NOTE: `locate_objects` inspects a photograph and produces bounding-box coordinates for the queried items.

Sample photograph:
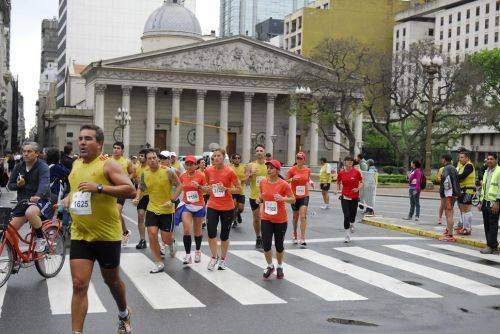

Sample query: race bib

[256,176,265,186]
[264,201,278,215]
[296,185,306,196]
[186,191,200,203]
[212,185,226,198]
[70,191,92,215]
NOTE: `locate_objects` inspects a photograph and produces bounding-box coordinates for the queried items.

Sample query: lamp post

[270,134,278,158]
[419,55,443,181]
[114,107,131,142]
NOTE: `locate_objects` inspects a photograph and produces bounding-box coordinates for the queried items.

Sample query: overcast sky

[10,0,220,134]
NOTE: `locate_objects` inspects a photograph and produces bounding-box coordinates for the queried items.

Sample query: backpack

[420,173,427,190]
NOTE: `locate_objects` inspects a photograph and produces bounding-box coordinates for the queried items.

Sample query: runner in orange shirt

[201,149,241,271]
[257,160,295,280]
[178,156,207,265]
[286,151,312,248]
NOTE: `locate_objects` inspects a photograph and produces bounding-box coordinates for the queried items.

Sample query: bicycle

[0,200,66,288]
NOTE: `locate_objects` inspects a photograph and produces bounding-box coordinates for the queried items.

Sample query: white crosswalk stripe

[336,247,500,296]
[0,284,6,318]
[429,244,500,263]
[121,253,205,309]
[175,252,286,305]
[385,245,500,279]
[46,256,106,315]
[231,250,367,301]
[288,249,441,299]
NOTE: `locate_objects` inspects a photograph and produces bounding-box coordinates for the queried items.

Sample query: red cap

[266,159,282,170]
[296,151,307,160]
[184,155,197,164]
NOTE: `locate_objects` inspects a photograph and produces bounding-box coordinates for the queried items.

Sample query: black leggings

[341,199,359,230]
[206,208,234,241]
[261,220,288,253]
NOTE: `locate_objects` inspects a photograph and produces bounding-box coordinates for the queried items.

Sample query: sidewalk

[362,215,487,249]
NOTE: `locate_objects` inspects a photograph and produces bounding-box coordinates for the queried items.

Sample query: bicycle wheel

[0,240,14,288]
[35,226,66,278]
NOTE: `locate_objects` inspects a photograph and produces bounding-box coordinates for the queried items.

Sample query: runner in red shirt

[257,160,295,280]
[286,152,312,247]
[178,156,207,265]
[336,156,363,243]
[201,149,241,271]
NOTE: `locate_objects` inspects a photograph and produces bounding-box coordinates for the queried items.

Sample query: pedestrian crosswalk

[0,244,499,318]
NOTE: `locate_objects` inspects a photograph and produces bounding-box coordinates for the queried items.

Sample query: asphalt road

[0,193,499,334]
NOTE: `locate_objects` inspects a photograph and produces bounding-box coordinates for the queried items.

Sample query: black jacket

[8,159,50,201]
[439,163,461,198]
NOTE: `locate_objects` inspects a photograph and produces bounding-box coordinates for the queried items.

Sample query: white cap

[160,150,171,158]
[170,152,177,157]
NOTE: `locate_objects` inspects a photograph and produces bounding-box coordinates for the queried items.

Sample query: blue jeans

[408,189,421,218]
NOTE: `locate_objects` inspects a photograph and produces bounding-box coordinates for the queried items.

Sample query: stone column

[195,89,207,156]
[219,91,231,150]
[94,84,106,129]
[287,116,297,166]
[146,87,157,148]
[171,88,183,154]
[332,124,341,162]
[242,92,254,163]
[309,116,319,166]
[121,85,132,157]
[266,93,277,155]
[354,112,363,156]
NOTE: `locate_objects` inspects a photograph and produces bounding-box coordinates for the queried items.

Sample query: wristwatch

[97,184,104,193]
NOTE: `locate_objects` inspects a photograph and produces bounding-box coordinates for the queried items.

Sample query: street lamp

[270,134,278,158]
[114,107,131,142]
[419,54,443,181]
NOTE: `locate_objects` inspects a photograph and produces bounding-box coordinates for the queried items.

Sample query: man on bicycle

[7,142,51,253]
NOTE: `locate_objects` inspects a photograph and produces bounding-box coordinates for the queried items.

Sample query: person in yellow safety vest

[456,151,476,235]
[478,153,499,254]
[435,166,446,225]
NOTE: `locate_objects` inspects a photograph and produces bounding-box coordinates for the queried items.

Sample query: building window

[448,28,452,37]
[485,18,489,29]
[402,41,406,49]
[297,33,302,46]
[285,38,288,49]
[456,40,460,50]
[439,44,443,53]
[484,34,489,44]
[296,49,301,55]
[475,21,479,31]
[495,31,499,42]
[66,132,73,138]
[476,6,480,16]
[396,29,399,38]
[458,12,461,21]
[291,35,296,48]
[465,38,469,48]
[449,14,452,24]
[440,16,444,26]
[440,30,443,40]
[457,26,460,35]
[395,42,399,51]
[496,16,499,26]
[497,1,500,11]
[467,9,470,19]
[486,3,490,14]
[480,134,485,145]
[466,23,470,33]
[447,42,451,52]
[490,134,495,146]
[291,20,297,33]
[456,54,460,63]
[285,22,289,34]
[298,16,302,29]
[429,28,434,36]
[403,28,406,36]
[475,36,479,46]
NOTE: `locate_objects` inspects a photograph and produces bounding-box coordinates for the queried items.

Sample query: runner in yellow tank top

[112,141,136,246]
[64,124,136,334]
[230,153,247,227]
[139,149,182,273]
[245,145,268,248]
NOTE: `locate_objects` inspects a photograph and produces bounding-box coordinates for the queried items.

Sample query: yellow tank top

[69,155,122,242]
[458,161,476,192]
[114,156,129,174]
[319,163,331,183]
[231,163,246,195]
[249,160,268,199]
[144,166,174,214]
[136,164,150,195]
[172,161,182,171]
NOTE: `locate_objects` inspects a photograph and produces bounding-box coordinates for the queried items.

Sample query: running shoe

[461,228,472,236]
[218,259,228,271]
[117,307,132,334]
[438,234,456,242]
[122,230,131,246]
[480,247,495,254]
[237,214,242,224]
[135,239,147,250]
[276,267,284,280]
[169,240,177,258]
[350,223,355,233]
[255,236,263,249]
[291,232,298,245]
[160,245,166,258]
[299,239,307,248]
[344,231,351,243]
[34,237,47,253]
[182,254,192,265]
[414,217,419,222]
[207,257,219,271]
[232,219,238,228]
[194,250,202,263]
[262,265,275,280]
[150,262,165,274]
[402,216,412,221]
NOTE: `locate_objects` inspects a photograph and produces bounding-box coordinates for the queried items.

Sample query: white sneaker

[207,257,219,271]
[168,240,177,258]
[150,262,164,274]
[350,223,355,234]
[122,230,131,247]
[160,245,166,258]
[182,254,192,265]
[344,231,351,243]
[34,237,47,253]
[218,259,228,271]
[194,250,202,263]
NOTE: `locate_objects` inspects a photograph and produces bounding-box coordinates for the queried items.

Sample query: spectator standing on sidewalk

[456,151,476,235]
[478,153,499,254]
[438,154,461,242]
[356,154,368,172]
[404,159,423,222]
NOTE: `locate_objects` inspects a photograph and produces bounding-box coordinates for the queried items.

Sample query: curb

[362,217,486,249]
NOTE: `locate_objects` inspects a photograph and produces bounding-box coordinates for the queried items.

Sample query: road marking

[231,250,366,302]
[46,256,106,314]
[120,253,204,309]
[336,247,500,296]
[175,253,286,305]
[288,249,440,299]
[429,244,500,263]
[0,284,6,318]
[385,245,500,279]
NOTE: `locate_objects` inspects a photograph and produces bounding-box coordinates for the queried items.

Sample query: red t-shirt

[179,171,207,206]
[259,178,294,223]
[337,168,363,200]
[286,165,311,199]
[205,165,238,211]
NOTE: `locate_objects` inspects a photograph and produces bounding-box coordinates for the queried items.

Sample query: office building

[255,17,284,41]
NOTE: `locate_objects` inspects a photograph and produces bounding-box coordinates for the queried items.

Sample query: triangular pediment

[102,36,312,77]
